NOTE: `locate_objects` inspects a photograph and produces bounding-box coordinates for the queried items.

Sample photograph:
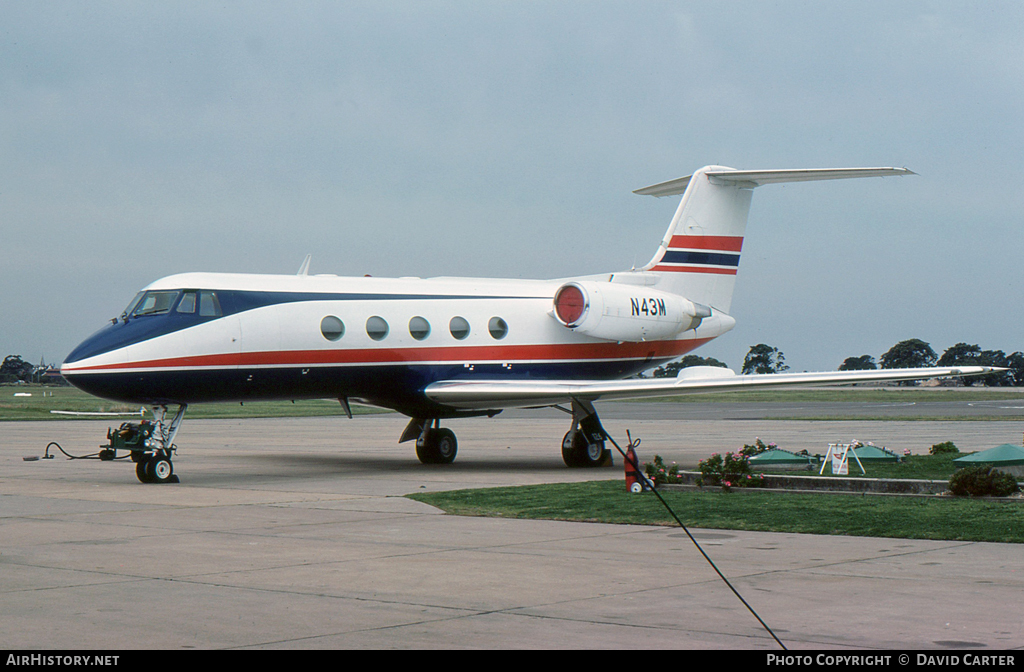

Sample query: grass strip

[408,480,1024,543]
[763,416,1022,422]
[634,389,1024,403]
[4,384,1022,421]
[0,385,386,420]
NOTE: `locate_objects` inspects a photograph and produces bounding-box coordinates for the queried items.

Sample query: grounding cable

[601,427,788,650]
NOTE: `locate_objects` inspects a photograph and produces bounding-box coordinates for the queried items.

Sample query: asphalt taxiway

[2,403,1022,649]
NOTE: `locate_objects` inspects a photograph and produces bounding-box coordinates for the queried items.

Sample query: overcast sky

[2,1,1021,372]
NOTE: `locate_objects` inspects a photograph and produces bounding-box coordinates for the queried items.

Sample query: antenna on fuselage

[297,254,312,276]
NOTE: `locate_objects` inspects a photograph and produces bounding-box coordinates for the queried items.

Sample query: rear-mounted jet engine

[552,281,711,342]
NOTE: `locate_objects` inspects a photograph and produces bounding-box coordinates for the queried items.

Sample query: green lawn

[408,480,1024,543]
[0,384,385,420]
[4,384,1022,422]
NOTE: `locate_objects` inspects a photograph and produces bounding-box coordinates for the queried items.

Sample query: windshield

[130,290,181,317]
[121,292,145,320]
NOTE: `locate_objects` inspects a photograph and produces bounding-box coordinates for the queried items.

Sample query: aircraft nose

[64,322,122,365]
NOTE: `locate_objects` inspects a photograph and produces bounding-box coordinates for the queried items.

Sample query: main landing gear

[561,399,613,468]
[401,418,458,464]
[101,404,187,484]
[399,399,613,469]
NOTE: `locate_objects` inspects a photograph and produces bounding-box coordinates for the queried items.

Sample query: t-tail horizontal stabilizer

[631,165,915,314]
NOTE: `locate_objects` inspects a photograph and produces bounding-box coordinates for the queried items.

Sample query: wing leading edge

[424,366,1001,410]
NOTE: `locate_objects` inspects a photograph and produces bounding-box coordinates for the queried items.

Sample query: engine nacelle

[552,281,711,342]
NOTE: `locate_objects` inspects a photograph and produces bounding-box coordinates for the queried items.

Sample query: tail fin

[633,166,914,313]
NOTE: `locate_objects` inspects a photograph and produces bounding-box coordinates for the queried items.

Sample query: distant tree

[839,355,877,371]
[879,339,937,385]
[742,344,789,375]
[976,350,1014,387]
[937,343,1017,386]
[938,343,984,385]
[1,355,34,383]
[938,343,982,367]
[1006,352,1024,387]
[880,339,937,370]
[652,355,728,378]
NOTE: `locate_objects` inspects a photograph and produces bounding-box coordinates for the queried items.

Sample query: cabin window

[449,316,470,340]
[320,316,345,341]
[409,316,430,341]
[199,291,222,317]
[366,316,389,341]
[488,317,508,340]
[132,290,179,317]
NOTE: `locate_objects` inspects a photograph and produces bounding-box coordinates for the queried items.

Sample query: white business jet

[61,165,996,483]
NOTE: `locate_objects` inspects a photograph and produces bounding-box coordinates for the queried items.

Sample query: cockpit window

[121,292,145,320]
[177,291,197,314]
[199,291,222,317]
[132,291,180,317]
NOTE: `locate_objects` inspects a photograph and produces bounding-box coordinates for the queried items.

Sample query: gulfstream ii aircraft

[61,165,996,483]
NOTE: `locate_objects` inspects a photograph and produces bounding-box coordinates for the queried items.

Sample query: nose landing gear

[135,450,176,484]
[101,404,187,484]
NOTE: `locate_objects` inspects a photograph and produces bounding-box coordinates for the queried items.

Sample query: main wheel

[562,430,612,468]
[434,428,458,464]
[562,430,583,467]
[416,428,458,464]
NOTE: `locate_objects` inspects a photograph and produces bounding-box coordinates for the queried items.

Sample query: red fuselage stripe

[64,339,713,373]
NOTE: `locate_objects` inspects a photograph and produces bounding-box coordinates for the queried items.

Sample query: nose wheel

[135,451,178,484]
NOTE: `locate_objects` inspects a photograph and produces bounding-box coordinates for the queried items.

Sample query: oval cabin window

[321,316,345,341]
[449,316,470,340]
[488,317,508,340]
[366,316,389,341]
[409,316,430,341]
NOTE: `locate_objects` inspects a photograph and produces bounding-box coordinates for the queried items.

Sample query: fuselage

[61,271,734,417]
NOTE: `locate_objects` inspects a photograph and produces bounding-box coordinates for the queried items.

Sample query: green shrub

[643,455,682,487]
[740,438,775,457]
[948,465,1020,497]
[696,451,765,490]
[930,441,960,455]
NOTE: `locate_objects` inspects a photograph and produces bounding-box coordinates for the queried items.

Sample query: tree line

[651,340,1024,386]
[839,339,1024,386]
[0,355,68,385]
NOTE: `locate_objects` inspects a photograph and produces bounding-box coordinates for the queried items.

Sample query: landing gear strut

[561,399,613,468]
[402,418,458,464]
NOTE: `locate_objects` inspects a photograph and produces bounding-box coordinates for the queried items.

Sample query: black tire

[416,428,458,465]
[562,430,612,468]
[136,460,154,484]
[562,430,582,467]
[434,428,457,464]
[149,456,175,483]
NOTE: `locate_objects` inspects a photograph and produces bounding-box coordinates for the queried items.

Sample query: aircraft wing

[424,366,1001,410]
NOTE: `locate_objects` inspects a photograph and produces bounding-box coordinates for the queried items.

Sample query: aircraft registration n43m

[61,165,997,483]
